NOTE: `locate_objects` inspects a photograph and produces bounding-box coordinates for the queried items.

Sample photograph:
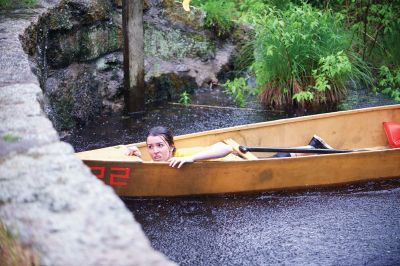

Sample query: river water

[63,87,400,265]
[124,181,400,265]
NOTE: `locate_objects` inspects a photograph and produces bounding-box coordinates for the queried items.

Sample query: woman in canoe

[126,126,235,168]
[126,126,332,168]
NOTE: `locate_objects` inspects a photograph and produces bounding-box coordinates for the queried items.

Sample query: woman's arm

[168,142,233,168]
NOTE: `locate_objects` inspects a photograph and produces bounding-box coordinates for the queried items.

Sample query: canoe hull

[84,148,400,197]
[78,104,400,197]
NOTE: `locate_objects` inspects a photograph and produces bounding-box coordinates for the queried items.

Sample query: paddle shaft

[239,146,354,154]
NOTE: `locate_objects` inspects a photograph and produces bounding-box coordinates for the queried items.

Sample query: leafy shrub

[303,1,400,67]
[199,0,238,37]
[375,66,400,102]
[223,77,259,107]
[252,3,370,110]
[340,1,400,66]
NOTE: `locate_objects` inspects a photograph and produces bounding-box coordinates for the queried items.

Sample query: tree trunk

[122,0,145,114]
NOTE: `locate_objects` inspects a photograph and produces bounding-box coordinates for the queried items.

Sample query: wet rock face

[21,0,115,56]
[46,23,120,68]
[22,0,235,130]
[45,63,103,129]
[20,0,123,130]
[45,54,124,129]
[144,22,214,61]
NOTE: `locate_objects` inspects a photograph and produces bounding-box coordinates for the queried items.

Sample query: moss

[0,0,37,9]
[50,91,76,130]
[144,22,215,60]
[2,134,20,143]
[81,24,120,61]
[47,9,74,31]
[46,23,120,68]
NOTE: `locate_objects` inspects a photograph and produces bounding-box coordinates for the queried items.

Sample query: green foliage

[179,91,191,106]
[233,39,255,71]
[312,51,352,92]
[200,1,238,37]
[191,0,398,109]
[382,26,400,66]
[348,1,400,65]
[0,0,37,8]
[237,0,270,24]
[306,0,400,67]
[292,91,314,103]
[251,3,370,109]
[223,77,259,107]
[238,0,291,23]
[223,77,247,107]
[375,66,400,102]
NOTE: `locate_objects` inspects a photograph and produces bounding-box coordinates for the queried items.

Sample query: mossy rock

[146,73,196,102]
[46,23,120,68]
[161,0,206,32]
[144,22,215,61]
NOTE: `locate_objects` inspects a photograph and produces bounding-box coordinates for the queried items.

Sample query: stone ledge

[0,142,173,266]
[0,2,175,265]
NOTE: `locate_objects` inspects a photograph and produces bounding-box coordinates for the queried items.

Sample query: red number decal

[109,167,130,187]
[90,166,105,179]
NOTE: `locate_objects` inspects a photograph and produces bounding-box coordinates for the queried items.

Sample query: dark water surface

[64,87,288,152]
[64,87,400,265]
[125,181,400,265]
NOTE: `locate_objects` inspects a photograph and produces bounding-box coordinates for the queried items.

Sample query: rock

[144,22,214,61]
[21,0,118,60]
[146,72,197,102]
[176,64,189,72]
[145,42,235,88]
[160,0,206,32]
[45,63,103,130]
[46,23,120,68]
[22,0,237,130]
[44,58,126,130]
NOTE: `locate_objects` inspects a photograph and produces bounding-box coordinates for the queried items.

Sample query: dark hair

[147,126,176,155]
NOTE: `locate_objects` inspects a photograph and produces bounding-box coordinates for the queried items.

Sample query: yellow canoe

[77,104,400,197]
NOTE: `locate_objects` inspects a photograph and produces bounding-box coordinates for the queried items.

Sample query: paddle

[239,146,354,154]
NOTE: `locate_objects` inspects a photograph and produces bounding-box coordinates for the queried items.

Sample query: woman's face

[146,135,173,161]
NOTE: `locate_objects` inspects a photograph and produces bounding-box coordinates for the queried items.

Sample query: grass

[251,3,372,110]
[0,222,39,266]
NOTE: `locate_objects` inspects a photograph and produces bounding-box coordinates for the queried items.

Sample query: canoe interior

[77,104,400,161]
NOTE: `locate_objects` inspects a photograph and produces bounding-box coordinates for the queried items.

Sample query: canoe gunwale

[123,104,400,149]
[81,146,397,164]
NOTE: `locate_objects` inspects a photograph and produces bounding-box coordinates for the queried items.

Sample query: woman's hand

[168,156,194,168]
[125,145,142,157]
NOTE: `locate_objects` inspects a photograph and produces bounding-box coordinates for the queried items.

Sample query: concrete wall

[0,3,175,266]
